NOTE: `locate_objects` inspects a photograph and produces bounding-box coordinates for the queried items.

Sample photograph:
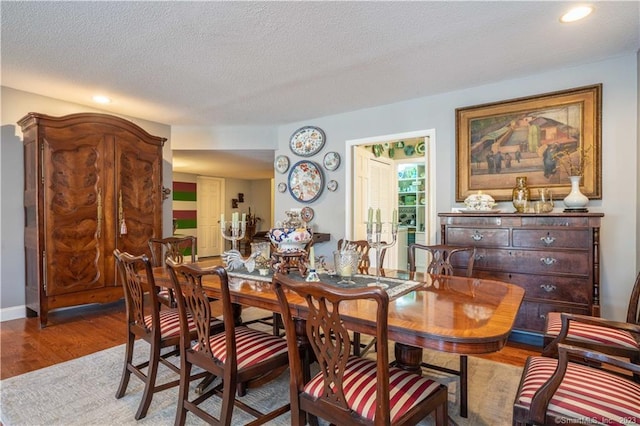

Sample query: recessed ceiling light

[560,6,593,23]
[92,95,112,104]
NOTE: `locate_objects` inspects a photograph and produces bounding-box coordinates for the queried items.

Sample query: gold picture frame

[455,84,602,202]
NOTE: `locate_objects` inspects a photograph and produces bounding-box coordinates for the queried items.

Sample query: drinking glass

[333,250,360,284]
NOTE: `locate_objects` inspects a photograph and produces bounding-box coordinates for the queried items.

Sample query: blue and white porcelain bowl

[268,227,313,252]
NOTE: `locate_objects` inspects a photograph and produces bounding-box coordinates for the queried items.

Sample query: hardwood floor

[1,298,541,380]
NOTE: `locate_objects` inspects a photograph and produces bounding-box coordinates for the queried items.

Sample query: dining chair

[113,249,222,420]
[408,243,476,278]
[513,343,640,425]
[148,236,197,308]
[273,272,449,426]
[408,243,476,418]
[542,271,640,375]
[166,261,291,426]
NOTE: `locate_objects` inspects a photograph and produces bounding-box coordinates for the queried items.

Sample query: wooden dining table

[153,265,525,418]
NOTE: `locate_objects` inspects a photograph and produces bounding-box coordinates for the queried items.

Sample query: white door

[368,157,395,268]
[197,176,224,257]
[353,146,371,240]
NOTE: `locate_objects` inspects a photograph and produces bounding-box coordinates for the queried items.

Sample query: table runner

[227,269,422,300]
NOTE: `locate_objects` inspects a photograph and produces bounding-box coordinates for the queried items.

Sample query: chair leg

[434,390,448,426]
[174,361,191,426]
[135,341,161,420]
[460,355,468,418]
[220,374,238,423]
[115,333,135,399]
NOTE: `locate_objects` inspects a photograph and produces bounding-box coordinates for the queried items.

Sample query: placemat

[227,269,421,300]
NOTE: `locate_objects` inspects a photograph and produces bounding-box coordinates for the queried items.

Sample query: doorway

[196,176,225,257]
[345,129,437,270]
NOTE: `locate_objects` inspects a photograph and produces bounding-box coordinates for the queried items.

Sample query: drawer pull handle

[540,284,557,292]
[540,257,557,266]
[474,254,484,261]
[471,231,483,241]
[540,235,556,246]
[540,314,546,320]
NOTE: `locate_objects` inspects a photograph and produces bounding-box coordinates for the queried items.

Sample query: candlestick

[220,219,247,252]
[309,246,315,268]
[366,218,398,287]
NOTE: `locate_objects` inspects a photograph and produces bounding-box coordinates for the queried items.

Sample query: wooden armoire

[18,113,166,327]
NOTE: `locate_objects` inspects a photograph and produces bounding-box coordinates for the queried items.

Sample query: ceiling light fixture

[560,5,593,23]
[92,95,112,104]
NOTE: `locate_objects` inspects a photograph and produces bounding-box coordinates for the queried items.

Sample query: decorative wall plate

[289,126,326,157]
[301,206,315,222]
[323,152,341,171]
[327,180,338,192]
[277,182,287,193]
[274,155,290,174]
[416,141,425,154]
[288,160,324,203]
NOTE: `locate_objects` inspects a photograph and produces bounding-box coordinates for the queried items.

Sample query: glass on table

[333,250,360,284]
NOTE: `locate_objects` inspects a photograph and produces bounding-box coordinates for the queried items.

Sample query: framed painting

[455,84,602,202]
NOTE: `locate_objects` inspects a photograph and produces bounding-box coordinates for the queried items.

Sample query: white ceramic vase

[563,176,589,209]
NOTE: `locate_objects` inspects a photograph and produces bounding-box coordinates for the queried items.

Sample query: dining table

[152,264,525,418]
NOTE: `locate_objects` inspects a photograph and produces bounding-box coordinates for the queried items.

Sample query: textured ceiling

[2,1,638,178]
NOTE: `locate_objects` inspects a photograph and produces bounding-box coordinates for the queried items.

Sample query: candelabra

[366,220,398,288]
[220,220,246,252]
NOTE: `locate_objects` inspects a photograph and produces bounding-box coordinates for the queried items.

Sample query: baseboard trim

[0,305,26,322]
[509,330,543,347]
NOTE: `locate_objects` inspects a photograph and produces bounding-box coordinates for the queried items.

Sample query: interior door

[368,157,395,268]
[197,176,224,257]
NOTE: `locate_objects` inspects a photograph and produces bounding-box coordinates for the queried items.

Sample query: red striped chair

[113,250,223,420]
[513,344,640,425]
[542,272,640,372]
[273,272,448,426]
[166,261,290,426]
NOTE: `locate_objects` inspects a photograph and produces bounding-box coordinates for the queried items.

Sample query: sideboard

[439,212,604,342]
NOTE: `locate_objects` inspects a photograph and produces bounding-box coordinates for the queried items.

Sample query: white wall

[274,54,638,322]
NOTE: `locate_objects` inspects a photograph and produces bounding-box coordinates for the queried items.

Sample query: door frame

[345,129,437,245]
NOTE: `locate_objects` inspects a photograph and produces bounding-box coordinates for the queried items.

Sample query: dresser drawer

[472,248,590,276]
[514,300,591,332]
[512,229,591,249]
[445,227,509,247]
[472,271,591,305]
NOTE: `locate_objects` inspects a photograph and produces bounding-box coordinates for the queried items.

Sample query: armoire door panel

[114,135,163,262]
[42,131,108,296]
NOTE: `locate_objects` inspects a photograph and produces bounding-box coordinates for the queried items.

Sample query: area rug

[0,322,522,425]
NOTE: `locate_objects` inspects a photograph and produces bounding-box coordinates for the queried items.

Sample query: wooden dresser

[439,212,604,338]
[18,113,166,327]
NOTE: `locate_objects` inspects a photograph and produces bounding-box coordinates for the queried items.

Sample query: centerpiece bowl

[268,227,313,252]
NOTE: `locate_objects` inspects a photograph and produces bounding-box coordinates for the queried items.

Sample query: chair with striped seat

[542,271,640,372]
[513,343,640,425]
[148,236,197,308]
[166,261,290,426]
[113,249,223,420]
[273,272,448,426]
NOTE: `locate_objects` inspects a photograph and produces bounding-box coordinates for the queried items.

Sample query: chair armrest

[543,312,640,357]
[559,313,640,334]
[530,343,640,424]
